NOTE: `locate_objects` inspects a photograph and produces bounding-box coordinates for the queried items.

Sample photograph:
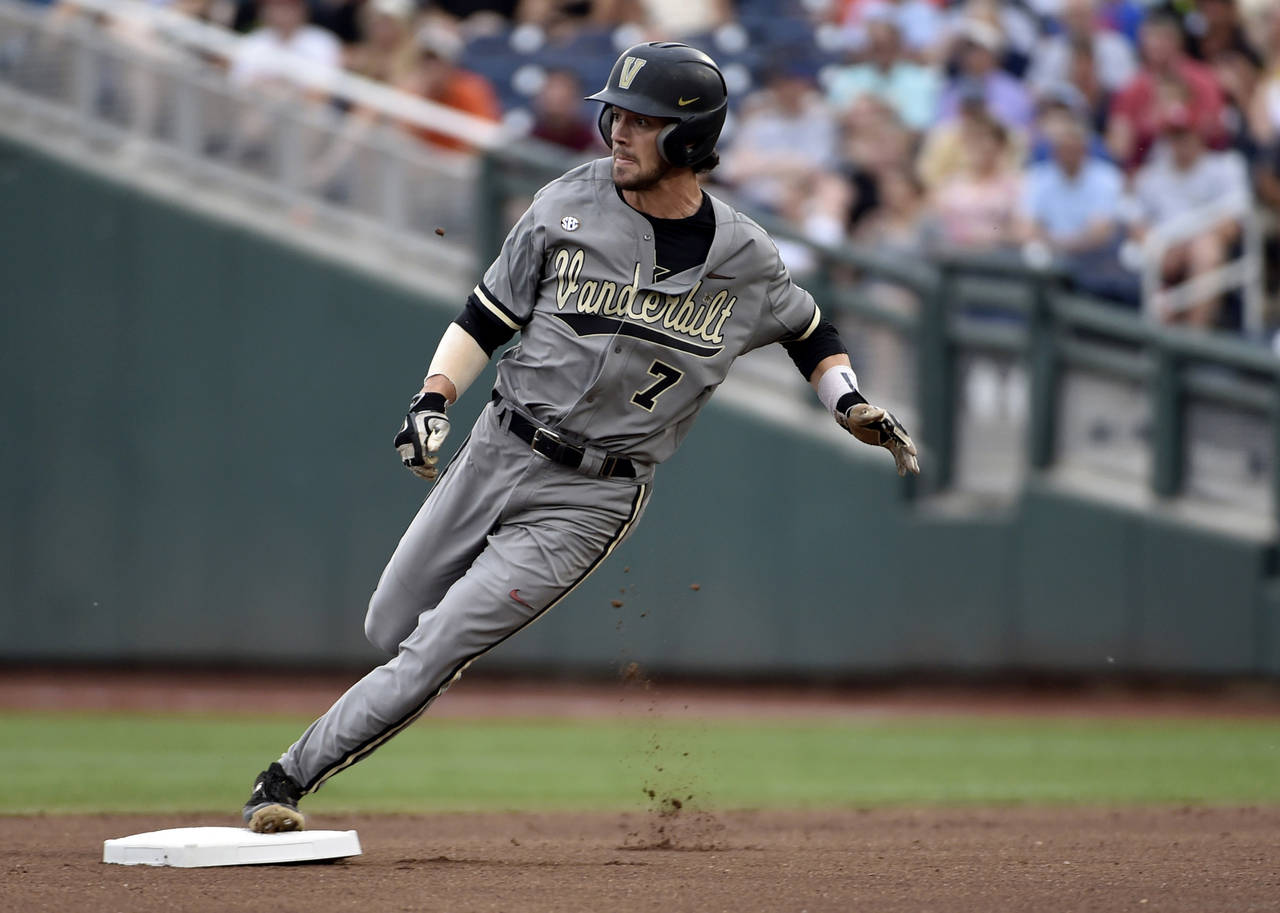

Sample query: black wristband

[835,390,867,414]
[415,391,448,413]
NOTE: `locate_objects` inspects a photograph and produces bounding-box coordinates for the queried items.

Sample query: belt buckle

[530,427,560,460]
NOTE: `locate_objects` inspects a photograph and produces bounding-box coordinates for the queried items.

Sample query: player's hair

[693,152,720,174]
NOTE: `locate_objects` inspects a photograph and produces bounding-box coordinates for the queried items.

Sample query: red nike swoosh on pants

[509,589,534,609]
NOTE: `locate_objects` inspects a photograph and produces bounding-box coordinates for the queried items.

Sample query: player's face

[609,108,672,190]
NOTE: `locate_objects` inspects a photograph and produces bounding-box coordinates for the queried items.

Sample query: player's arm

[396,189,542,481]
[782,323,919,477]
[394,292,520,480]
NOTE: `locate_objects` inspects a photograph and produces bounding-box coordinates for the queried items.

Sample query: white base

[102,827,362,868]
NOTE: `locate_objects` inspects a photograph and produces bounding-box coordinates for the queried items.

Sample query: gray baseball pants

[278,401,651,794]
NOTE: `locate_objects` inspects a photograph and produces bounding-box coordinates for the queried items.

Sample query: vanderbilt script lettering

[552,247,736,347]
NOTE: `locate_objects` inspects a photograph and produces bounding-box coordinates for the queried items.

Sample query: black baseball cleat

[242,762,306,834]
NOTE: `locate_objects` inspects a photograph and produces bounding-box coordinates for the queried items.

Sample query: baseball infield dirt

[4,669,1280,912]
[4,806,1279,913]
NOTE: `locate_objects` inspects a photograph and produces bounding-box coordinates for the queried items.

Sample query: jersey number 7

[631,360,683,412]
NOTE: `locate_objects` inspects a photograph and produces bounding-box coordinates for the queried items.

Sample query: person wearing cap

[1131,109,1252,327]
[1107,10,1227,170]
[934,18,1033,130]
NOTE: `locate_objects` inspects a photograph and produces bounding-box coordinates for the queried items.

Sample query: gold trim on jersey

[552,248,736,351]
[473,284,521,331]
[796,304,822,341]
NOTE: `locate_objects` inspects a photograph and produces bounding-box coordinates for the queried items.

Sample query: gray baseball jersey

[267,158,828,801]
[478,157,821,466]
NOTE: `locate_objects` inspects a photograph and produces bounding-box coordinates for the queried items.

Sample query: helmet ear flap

[656,122,680,164]
[596,105,614,149]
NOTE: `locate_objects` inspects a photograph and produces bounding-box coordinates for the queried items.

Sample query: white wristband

[816,365,860,417]
[426,323,490,402]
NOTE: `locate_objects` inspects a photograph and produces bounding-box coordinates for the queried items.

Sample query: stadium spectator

[935,19,1034,130]
[1131,111,1252,327]
[1063,34,1115,133]
[833,0,947,62]
[345,0,418,83]
[1098,0,1144,44]
[229,0,343,92]
[529,69,601,153]
[311,0,364,45]
[1026,0,1136,97]
[639,0,732,39]
[1182,0,1262,68]
[825,14,940,132]
[427,0,520,29]
[1247,6,1280,148]
[952,0,1040,78]
[395,23,501,151]
[917,80,1024,190]
[721,64,839,214]
[854,166,929,252]
[930,113,1021,251]
[1107,10,1226,170]
[835,95,916,230]
[1018,113,1135,302]
[1026,83,1109,162]
[1212,43,1262,156]
[1248,7,1280,208]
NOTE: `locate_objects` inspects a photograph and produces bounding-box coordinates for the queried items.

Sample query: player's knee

[364,589,403,655]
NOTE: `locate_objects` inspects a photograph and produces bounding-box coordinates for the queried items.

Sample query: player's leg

[242,404,508,833]
[278,468,649,802]
[363,428,493,655]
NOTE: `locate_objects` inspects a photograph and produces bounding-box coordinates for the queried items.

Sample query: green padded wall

[2,136,1276,677]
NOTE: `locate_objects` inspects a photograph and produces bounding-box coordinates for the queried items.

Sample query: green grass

[2,711,1279,814]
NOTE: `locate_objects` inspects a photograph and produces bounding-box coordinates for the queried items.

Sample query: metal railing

[1139,189,1265,335]
[0,0,553,286]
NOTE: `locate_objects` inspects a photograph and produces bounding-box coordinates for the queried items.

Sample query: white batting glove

[838,402,920,477]
[394,391,451,481]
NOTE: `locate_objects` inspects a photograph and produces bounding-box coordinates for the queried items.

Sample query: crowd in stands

[36,0,1280,334]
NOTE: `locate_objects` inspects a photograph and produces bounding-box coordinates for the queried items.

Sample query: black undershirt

[617,187,716,282]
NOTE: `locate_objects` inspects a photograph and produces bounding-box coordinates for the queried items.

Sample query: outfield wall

[2,138,1276,677]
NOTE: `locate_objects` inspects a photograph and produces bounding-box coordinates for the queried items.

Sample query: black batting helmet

[586,42,728,168]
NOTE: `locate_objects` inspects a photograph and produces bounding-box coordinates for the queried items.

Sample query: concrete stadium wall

[2,137,1276,677]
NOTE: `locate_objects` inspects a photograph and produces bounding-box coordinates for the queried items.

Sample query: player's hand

[394,391,450,481]
[838,403,919,477]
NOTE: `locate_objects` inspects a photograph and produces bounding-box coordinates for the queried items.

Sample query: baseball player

[241,41,918,833]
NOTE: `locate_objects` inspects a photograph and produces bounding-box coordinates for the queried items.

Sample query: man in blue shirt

[1019,112,1137,304]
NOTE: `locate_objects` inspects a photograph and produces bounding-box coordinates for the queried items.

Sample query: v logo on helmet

[677,97,700,106]
[618,56,647,90]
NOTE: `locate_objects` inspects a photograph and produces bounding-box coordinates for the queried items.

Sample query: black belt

[492,392,636,479]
